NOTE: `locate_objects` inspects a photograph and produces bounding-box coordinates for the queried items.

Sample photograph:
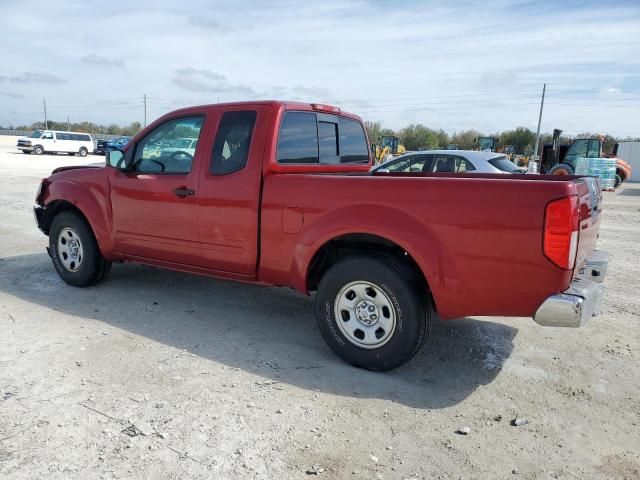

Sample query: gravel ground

[0,136,638,479]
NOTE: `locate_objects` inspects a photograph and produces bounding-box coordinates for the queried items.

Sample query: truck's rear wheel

[49,211,111,287]
[315,256,430,371]
[615,173,623,188]
[548,163,574,175]
[78,147,88,157]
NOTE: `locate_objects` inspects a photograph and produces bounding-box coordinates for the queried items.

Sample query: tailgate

[574,177,602,273]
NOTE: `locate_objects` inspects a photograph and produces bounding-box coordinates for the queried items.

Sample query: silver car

[371,150,526,174]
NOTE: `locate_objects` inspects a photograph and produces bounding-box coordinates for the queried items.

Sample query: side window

[318,121,339,164]
[133,116,204,174]
[386,156,413,172]
[339,117,369,163]
[387,155,432,172]
[587,140,600,158]
[43,132,54,140]
[277,112,319,163]
[431,155,456,172]
[455,157,475,172]
[409,154,432,172]
[210,110,257,175]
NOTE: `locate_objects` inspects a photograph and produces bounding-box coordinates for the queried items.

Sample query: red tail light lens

[543,195,579,270]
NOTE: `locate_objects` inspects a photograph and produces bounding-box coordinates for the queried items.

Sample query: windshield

[488,155,522,173]
[29,130,44,138]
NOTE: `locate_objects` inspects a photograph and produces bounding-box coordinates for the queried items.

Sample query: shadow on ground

[0,253,517,409]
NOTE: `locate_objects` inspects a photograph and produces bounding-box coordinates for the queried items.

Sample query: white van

[17,130,94,157]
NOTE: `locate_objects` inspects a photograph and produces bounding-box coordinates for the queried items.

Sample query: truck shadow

[0,253,517,409]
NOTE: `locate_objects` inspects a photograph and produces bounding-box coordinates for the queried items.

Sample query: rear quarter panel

[260,174,579,319]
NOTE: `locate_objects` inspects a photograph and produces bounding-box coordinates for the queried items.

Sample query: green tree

[499,127,536,154]
[450,129,482,150]
[399,124,441,150]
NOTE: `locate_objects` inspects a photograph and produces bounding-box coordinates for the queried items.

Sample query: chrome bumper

[534,250,608,328]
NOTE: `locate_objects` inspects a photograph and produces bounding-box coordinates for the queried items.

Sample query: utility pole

[43,98,48,129]
[143,94,147,127]
[533,83,546,157]
[67,115,70,130]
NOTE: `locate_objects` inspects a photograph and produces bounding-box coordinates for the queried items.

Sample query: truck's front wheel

[49,211,111,287]
[315,256,431,371]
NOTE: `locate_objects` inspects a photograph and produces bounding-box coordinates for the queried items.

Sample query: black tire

[33,145,44,155]
[78,147,88,157]
[615,173,623,188]
[49,211,111,287]
[548,163,574,175]
[315,256,431,371]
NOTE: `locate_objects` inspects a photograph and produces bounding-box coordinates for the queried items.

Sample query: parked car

[94,136,131,155]
[17,130,93,157]
[158,138,198,157]
[372,150,527,174]
[33,101,607,371]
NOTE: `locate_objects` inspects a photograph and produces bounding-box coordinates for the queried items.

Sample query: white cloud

[81,54,125,68]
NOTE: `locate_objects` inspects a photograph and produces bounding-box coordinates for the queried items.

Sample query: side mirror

[106,149,126,170]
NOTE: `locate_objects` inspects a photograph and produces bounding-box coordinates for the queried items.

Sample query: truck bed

[259,172,601,320]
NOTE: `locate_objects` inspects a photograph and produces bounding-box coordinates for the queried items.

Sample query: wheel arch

[42,182,114,257]
[303,228,458,315]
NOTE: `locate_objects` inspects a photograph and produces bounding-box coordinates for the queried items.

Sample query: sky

[1,0,639,136]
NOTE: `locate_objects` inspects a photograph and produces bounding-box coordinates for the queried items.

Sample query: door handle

[174,187,195,198]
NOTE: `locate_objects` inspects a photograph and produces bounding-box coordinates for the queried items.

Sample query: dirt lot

[0,135,638,479]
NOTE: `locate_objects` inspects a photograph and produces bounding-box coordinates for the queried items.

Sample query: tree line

[365,121,638,155]
[7,120,144,137]
[4,119,638,152]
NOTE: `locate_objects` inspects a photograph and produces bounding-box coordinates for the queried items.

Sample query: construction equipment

[539,129,632,188]
[374,135,406,163]
[503,145,516,162]
[474,136,500,152]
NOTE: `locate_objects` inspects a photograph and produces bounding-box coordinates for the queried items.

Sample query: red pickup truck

[34,101,608,371]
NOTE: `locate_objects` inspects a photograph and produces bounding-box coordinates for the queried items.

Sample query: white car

[371,149,526,174]
[17,130,94,157]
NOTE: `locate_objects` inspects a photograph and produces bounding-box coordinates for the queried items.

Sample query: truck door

[195,106,271,275]
[41,131,55,151]
[109,115,206,265]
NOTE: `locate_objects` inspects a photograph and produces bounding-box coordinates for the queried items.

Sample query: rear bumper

[534,250,608,327]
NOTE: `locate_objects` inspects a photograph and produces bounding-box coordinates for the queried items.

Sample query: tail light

[543,195,579,270]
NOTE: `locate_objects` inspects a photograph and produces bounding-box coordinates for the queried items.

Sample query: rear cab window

[276,111,369,165]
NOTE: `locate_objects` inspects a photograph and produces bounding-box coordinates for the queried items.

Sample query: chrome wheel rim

[334,281,396,349]
[57,227,84,272]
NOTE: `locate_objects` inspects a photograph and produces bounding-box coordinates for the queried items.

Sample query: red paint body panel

[39,101,603,321]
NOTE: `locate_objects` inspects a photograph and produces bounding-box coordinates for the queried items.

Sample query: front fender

[290,203,461,311]
[44,178,114,257]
